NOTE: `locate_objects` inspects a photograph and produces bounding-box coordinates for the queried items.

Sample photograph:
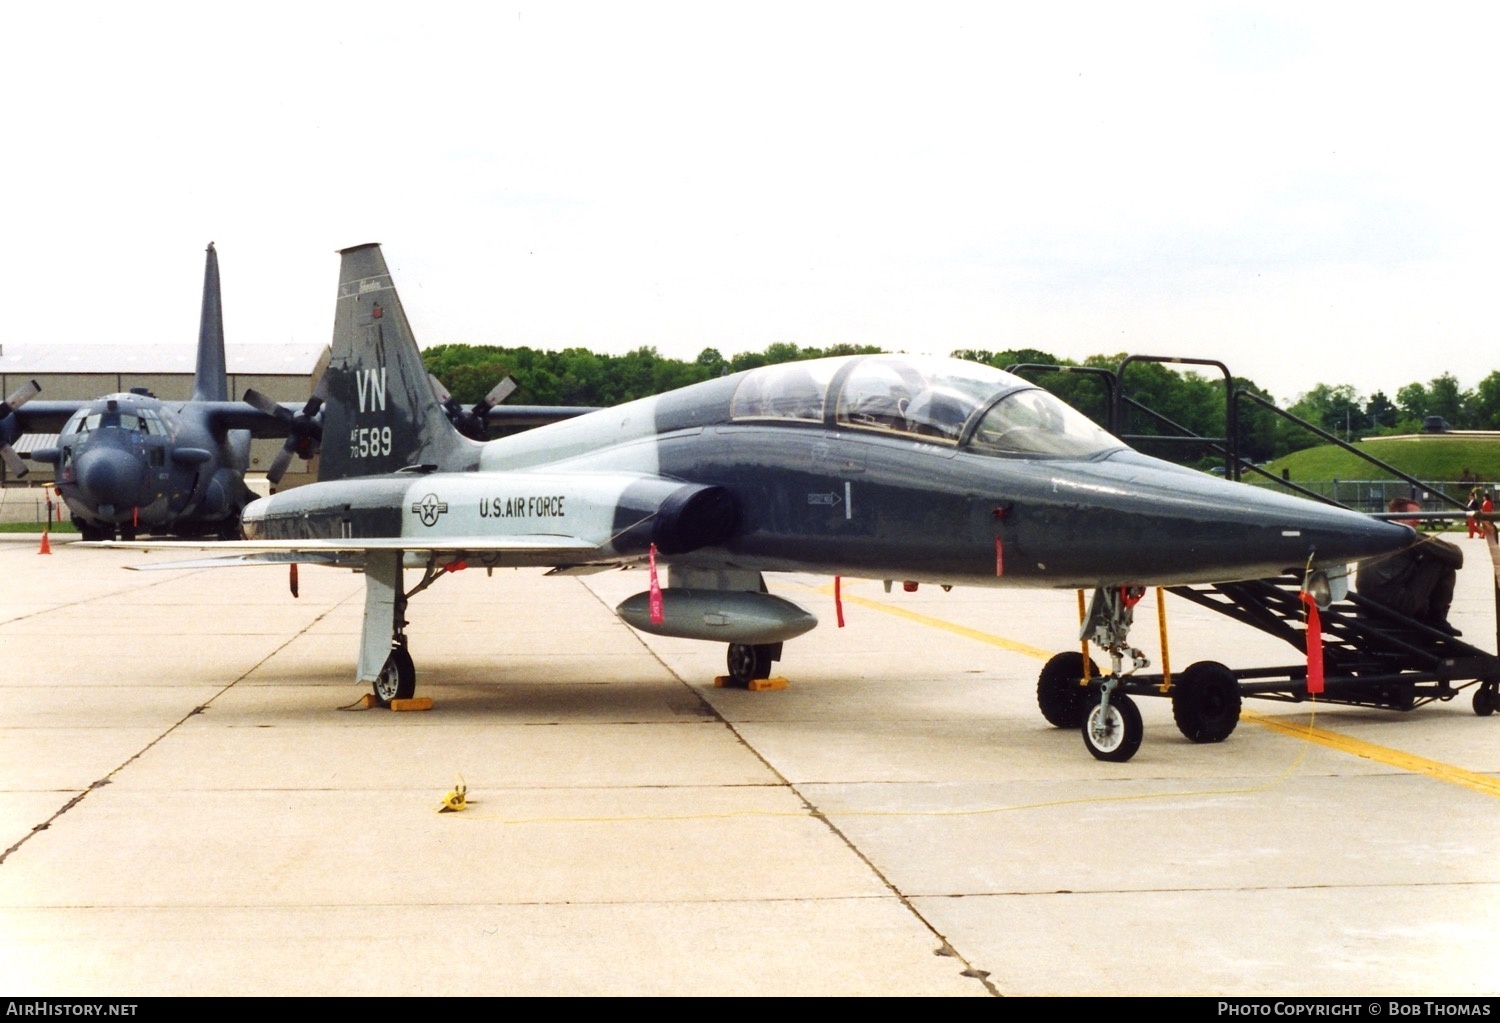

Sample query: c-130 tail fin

[317,243,481,482]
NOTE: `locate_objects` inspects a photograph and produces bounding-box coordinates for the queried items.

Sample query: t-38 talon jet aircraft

[12,243,314,539]
[119,243,1417,761]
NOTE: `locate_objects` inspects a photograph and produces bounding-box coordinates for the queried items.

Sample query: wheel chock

[390,696,434,712]
[713,675,789,691]
[437,774,467,813]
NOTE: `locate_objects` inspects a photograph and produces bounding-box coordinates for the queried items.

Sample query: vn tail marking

[356,368,387,413]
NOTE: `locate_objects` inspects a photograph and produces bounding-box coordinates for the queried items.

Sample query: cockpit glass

[835,356,1016,443]
[725,354,1122,458]
[62,410,89,436]
[730,361,836,422]
[968,388,1122,458]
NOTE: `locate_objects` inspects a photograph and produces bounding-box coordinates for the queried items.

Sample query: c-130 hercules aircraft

[128,243,1417,761]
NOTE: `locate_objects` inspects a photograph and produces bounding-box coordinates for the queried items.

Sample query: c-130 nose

[74,447,144,513]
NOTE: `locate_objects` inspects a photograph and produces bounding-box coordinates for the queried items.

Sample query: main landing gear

[361,552,455,705]
[726,643,777,686]
[76,519,136,542]
[374,643,416,703]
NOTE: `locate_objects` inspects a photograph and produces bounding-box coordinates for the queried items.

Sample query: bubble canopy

[729,355,1123,459]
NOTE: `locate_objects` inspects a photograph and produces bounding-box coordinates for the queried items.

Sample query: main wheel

[726,643,773,685]
[1037,651,1098,728]
[76,521,113,542]
[373,645,416,704]
[1171,661,1242,743]
[1082,691,1143,762]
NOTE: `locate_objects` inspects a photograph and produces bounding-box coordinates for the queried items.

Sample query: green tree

[1464,371,1500,429]
[1426,373,1464,425]
[1364,391,1398,430]
[1396,381,1430,424]
[1286,383,1362,439]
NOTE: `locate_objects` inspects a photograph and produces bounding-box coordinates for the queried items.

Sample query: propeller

[246,348,331,485]
[430,375,516,441]
[0,379,41,478]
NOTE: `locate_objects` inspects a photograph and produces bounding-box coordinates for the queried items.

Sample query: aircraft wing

[5,400,86,433]
[191,401,316,438]
[200,400,594,441]
[6,400,305,440]
[98,534,617,571]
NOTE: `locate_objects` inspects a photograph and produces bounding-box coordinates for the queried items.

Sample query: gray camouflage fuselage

[45,392,253,538]
[185,241,1419,702]
[243,356,1412,589]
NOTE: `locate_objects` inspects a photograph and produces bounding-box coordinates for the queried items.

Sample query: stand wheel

[1475,686,1497,717]
[1171,661,1242,742]
[1037,652,1098,728]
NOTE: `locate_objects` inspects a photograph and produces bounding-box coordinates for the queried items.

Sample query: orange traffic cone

[38,530,51,555]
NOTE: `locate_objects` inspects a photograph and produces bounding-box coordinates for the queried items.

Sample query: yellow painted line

[795,582,1053,661]
[792,580,1500,798]
[1241,709,1500,798]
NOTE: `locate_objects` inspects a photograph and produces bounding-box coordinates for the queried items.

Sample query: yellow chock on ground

[713,675,789,691]
[749,676,789,691]
[437,775,467,813]
[390,696,434,712]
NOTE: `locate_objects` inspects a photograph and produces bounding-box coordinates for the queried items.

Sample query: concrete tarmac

[2,535,1498,996]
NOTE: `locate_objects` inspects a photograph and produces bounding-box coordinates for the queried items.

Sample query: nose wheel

[1082,686,1143,762]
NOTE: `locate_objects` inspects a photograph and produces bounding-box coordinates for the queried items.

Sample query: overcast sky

[3,2,1495,405]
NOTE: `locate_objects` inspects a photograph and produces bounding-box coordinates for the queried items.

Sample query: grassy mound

[1264,436,1500,484]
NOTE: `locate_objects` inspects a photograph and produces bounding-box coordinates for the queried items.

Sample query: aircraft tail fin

[317,243,481,482]
[191,242,229,403]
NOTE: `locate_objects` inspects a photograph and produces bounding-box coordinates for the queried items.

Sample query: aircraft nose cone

[74,447,144,512]
[1307,512,1417,564]
[1051,454,1425,586]
[1185,481,1420,577]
